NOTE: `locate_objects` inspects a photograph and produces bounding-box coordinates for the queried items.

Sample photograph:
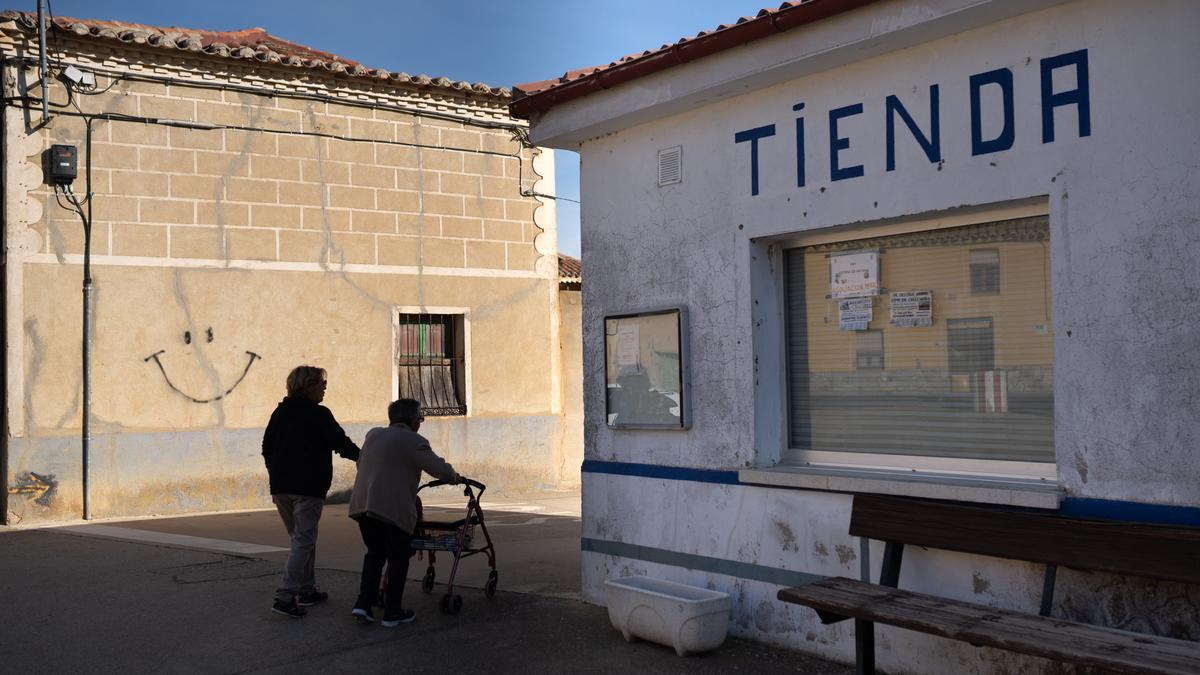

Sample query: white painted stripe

[26,253,552,280]
[56,524,287,555]
[484,516,580,527]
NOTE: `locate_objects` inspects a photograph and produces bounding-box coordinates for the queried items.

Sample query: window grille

[397,313,466,416]
[969,248,1001,294]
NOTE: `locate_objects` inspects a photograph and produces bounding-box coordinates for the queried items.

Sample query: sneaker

[380,609,416,627]
[351,607,374,624]
[297,588,328,607]
[271,598,307,618]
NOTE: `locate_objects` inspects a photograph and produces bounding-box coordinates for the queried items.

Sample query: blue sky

[41,0,772,256]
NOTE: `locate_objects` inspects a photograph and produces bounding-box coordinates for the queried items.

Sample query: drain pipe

[31,2,91,517]
[36,0,48,124]
[82,263,92,521]
[81,119,94,520]
[82,247,92,520]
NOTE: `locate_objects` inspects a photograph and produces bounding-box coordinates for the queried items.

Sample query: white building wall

[554,1,1200,672]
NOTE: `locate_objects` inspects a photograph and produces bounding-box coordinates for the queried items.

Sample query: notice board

[604,306,690,429]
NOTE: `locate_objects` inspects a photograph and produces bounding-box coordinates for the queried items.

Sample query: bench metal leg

[850,539,900,672]
[855,618,875,674]
[880,541,904,588]
[1039,563,1058,617]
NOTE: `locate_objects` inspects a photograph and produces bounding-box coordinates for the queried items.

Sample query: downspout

[1,59,8,525]
[82,117,93,520]
[35,0,47,124]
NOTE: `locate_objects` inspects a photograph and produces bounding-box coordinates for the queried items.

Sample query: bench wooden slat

[850,495,1200,585]
[780,578,1200,675]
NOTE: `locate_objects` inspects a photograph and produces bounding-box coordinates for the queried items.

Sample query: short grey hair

[286,365,325,397]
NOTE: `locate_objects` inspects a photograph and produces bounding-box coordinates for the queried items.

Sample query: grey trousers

[273,494,324,604]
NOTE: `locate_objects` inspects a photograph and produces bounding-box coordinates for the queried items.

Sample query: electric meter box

[48,144,78,185]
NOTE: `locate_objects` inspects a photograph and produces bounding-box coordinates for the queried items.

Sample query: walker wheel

[485,570,498,599]
[421,569,436,594]
[441,593,463,615]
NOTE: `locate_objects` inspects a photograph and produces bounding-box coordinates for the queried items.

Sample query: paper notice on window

[829,250,879,298]
[889,291,933,327]
[838,297,873,331]
[616,324,640,369]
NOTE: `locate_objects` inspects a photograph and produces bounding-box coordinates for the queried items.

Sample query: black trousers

[355,516,413,614]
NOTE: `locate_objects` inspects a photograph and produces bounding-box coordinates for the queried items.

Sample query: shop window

[856,330,884,370]
[784,216,1052,465]
[397,313,466,416]
[970,249,1000,294]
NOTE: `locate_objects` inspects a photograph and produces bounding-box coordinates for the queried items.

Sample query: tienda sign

[734,49,1091,195]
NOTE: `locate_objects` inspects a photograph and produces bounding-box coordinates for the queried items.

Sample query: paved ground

[0,489,849,674]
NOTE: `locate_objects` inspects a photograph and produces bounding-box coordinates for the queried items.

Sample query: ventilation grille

[657,145,682,186]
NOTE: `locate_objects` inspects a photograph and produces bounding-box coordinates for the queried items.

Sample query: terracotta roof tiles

[510,0,880,118]
[0,10,510,99]
[559,255,582,282]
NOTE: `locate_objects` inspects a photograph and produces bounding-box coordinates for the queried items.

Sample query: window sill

[739,464,1062,509]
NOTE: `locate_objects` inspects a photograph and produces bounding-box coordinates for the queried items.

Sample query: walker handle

[418,477,486,494]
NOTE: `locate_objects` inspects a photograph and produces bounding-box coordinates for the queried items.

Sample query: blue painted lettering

[793,102,806,188]
[731,48,1092,195]
[829,103,864,182]
[1041,49,1091,143]
[885,85,941,171]
[734,124,776,196]
[970,68,1015,155]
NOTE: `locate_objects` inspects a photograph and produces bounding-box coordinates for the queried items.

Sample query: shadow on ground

[0,503,850,674]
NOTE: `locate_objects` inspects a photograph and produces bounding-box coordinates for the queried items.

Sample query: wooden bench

[778,494,1200,674]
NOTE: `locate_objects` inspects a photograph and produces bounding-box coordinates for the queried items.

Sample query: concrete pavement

[0,490,849,673]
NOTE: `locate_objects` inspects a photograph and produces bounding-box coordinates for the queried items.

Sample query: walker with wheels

[409,477,497,615]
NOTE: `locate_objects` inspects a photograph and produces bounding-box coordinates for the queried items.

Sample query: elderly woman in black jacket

[261,365,360,618]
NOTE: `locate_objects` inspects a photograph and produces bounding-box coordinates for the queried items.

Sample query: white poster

[889,290,933,328]
[830,250,879,298]
[838,297,873,331]
[616,325,640,368]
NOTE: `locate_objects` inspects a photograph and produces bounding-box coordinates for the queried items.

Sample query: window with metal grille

[396,313,466,416]
[969,248,1001,294]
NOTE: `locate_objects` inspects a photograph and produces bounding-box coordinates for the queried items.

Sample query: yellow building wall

[558,289,583,488]
[2,30,569,523]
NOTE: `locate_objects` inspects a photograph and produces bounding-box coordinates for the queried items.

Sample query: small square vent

[657,145,682,187]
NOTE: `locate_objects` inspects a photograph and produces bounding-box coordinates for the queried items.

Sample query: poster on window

[615,324,640,372]
[889,290,933,327]
[829,250,879,298]
[838,297,873,331]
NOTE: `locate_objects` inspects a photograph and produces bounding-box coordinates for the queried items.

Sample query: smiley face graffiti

[144,326,261,404]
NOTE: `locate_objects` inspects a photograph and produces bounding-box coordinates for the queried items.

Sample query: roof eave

[510,0,879,119]
[0,10,513,101]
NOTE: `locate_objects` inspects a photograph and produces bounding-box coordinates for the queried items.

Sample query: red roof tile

[0,10,510,98]
[510,0,880,118]
[559,255,582,281]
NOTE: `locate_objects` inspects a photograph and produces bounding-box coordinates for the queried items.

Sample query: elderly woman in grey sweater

[347,398,460,626]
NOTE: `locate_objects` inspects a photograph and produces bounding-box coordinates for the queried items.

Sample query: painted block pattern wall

[1,25,574,524]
